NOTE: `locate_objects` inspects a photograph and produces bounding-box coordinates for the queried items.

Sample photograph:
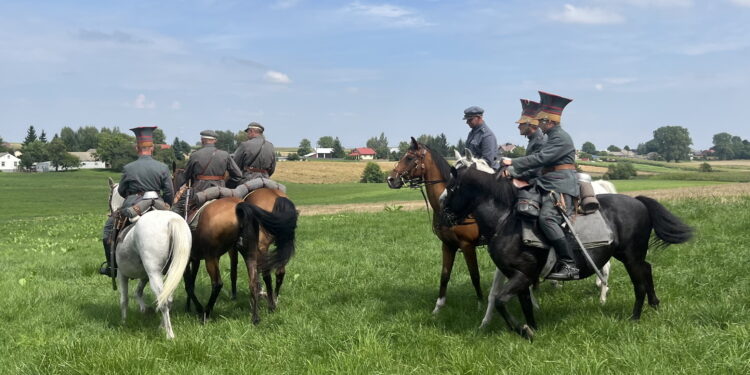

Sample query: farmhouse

[349,147,377,160]
[0,152,20,172]
[499,143,516,154]
[304,147,334,159]
[68,149,106,169]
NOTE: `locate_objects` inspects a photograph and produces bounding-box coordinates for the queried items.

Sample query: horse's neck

[423,159,447,210]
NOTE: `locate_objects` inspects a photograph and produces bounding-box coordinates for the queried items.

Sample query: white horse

[449,151,616,329]
[108,180,192,339]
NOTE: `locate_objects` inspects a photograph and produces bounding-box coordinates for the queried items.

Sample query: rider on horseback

[233,122,276,182]
[182,130,243,193]
[100,126,175,276]
[513,99,546,184]
[502,91,579,280]
[464,106,500,171]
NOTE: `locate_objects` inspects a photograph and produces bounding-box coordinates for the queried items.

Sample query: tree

[652,126,692,162]
[731,135,749,159]
[153,144,176,166]
[603,162,637,180]
[699,162,712,172]
[390,141,410,161]
[215,130,237,152]
[317,136,335,148]
[454,138,466,155]
[95,131,136,171]
[76,126,100,151]
[581,141,597,155]
[505,145,526,158]
[623,145,631,151]
[416,133,450,157]
[23,125,38,146]
[286,152,301,161]
[153,128,166,145]
[60,126,78,151]
[0,136,8,153]
[712,132,734,160]
[360,162,385,183]
[46,138,76,171]
[331,137,345,158]
[298,138,313,156]
[366,132,389,159]
[607,145,621,152]
[19,140,47,170]
[171,137,192,160]
[39,130,48,143]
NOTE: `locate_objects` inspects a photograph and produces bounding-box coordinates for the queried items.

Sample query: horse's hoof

[520,324,535,342]
[629,315,641,321]
[252,316,260,325]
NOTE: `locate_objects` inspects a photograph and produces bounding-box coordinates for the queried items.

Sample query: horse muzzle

[386,175,404,189]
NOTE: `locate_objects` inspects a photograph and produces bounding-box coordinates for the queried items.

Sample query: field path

[297,183,750,216]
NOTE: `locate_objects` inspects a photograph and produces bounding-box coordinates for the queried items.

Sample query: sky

[1,0,749,150]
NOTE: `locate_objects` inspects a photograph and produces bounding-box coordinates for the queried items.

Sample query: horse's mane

[464,167,517,209]
[424,146,452,181]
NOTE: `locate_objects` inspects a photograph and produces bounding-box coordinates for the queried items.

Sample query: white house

[69,149,106,169]
[304,147,334,159]
[0,152,20,172]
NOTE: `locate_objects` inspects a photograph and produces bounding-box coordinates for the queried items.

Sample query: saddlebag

[516,187,542,218]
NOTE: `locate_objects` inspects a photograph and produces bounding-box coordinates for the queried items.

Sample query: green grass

[1,195,749,373]
[609,179,731,192]
[647,171,750,183]
[0,170,421,222]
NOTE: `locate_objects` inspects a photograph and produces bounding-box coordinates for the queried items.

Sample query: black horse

[442,163,693,339]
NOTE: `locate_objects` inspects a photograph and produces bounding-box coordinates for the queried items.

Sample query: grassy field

[1,189,749,373]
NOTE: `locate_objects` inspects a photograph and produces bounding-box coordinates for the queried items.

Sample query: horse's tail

[236,197,298,271]
[635,195,693,249]
[156,216,192,310]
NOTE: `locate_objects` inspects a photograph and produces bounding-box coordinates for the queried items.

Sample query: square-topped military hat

[537,91,573,123]
[463,106,484,120]
[130,126,157,147]
[516,99,541,126]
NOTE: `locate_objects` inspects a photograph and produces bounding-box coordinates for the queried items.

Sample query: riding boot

[547,238,579,280]
[99,239,114,276]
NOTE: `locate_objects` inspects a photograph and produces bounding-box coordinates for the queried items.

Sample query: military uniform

[100,127,174,276]
[510,92,579,279]
[513,99,546,182]
[464,106,499,170]
[184,131,243,192]
[233,123,276,181]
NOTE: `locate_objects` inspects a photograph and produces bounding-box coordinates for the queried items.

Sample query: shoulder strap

[198,149,218,176]
[245,139,266,168]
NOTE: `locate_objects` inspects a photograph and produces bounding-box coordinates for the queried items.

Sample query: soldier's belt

[542,164,576,174]
[244,167,268,174]
[196,175,224,181]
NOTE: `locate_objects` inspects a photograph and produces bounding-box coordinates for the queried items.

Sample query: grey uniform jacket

[466,123,499,170]
[184,144,243,192]
[233,136,276,180]
[515,128,546,183]
[117,155,175,206]
[511,126,578,197]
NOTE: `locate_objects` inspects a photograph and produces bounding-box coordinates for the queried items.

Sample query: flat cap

[200,130,218,139]
[463,106,484,120]
[245,122,265,132]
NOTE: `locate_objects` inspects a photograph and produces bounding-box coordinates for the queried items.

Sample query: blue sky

[1,0,749,150]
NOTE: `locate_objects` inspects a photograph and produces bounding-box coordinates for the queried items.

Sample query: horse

[107,179,192,339]
[387,137,485,314]
[441,159,693,339]
[172,168,297,324]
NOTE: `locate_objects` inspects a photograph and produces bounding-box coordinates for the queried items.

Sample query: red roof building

[349,147,377,160]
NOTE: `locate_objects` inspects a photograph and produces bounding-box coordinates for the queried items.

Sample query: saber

[552,192,608,287]
[184,180,191,220]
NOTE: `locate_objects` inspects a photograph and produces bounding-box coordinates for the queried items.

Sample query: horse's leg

[241,248,261,325]
[493,271,535,340]
[118,274,129,323]
[461,244,484,309]
[274,265,286,305]
[146,269,175,339]
[517,287,538,330]
[184,257,203,314]
[597,261,611,305]
[433,242,457,314]
[480,268,505,329]
[203,256,223,323]
[642,262,659,309]
[135,278,149,314]
[229,248,238,300]
[622,259,649,320]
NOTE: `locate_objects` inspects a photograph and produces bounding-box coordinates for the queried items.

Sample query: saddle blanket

[192,178,286,207]
[522,210,613,250]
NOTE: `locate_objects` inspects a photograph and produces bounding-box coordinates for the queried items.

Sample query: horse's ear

[107,177,114,189]
[454,149,462,160]
[410,137,418,149]
[465,149,475,161]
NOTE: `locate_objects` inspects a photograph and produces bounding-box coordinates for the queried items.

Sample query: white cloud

[595,83,604,91]
[272,0,301,9]
[264,70,292,84]
[603,77,637,85]
[133,94,156,109]
[343,2,433,28]
[729,0,750,7]
[682,41,748,55]
[550,4,625,25]
[171,100,181,110]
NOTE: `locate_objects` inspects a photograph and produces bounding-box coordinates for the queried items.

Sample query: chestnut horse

[387,138,484,314]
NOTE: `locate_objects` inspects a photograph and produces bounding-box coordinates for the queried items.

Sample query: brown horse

[172,169,297,324]
[387,137,484,313]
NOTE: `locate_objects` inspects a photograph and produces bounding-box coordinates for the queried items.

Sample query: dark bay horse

[442,162,693,339]
[387,138,485,313]
[172,169,297,324]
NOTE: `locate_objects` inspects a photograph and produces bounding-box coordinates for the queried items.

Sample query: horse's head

[108,177,125,213]
[387,137,428,189]
[453,148,495,174]
[172,167,187,192]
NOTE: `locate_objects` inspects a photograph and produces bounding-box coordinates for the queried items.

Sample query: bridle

[393,146,446,189]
